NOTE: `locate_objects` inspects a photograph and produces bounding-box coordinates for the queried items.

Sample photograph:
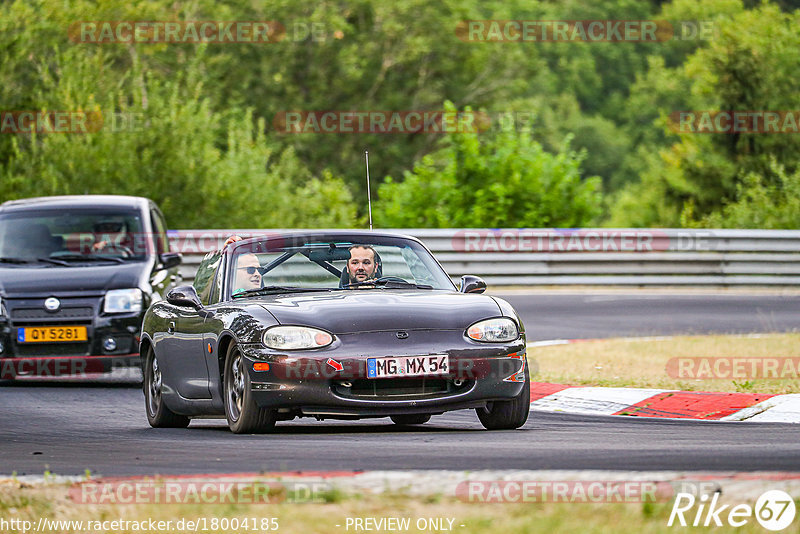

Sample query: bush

[375,103,602,228]
[0,47,356,229]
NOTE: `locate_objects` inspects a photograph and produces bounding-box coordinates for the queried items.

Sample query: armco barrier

[166,229,800,287]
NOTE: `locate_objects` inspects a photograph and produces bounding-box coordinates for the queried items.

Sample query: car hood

[0,262,147,297]
[257,290,502,333]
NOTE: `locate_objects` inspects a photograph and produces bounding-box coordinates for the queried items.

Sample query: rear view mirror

[307,247,352,263]
[159,252,182,270]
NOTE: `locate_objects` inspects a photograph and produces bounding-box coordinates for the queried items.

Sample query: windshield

[228,235,455,297]
[0,208,146,261]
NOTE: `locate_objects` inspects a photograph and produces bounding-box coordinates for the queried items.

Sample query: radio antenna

[365,150,373,230]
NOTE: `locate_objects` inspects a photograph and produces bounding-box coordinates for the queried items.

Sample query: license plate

[17,326,88,343]
[367,355,449,378]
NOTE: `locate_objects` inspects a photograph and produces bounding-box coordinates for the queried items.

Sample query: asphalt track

[1,292,798,476]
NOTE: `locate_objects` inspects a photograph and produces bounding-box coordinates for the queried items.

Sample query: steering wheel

[94,241,133,257]
[373,276,407,284]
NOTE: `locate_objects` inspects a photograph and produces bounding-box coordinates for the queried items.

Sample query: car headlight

[262,326,333,350]
[466,317,519,342]
[104,288,143,314]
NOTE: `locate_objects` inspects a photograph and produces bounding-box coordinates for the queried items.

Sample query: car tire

[224,342,276,434]
[476,362,530,430]
[390,414,431,426]
[143,346,190,428]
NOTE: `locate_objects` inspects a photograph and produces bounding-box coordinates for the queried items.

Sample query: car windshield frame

[224,233,456,299]
[0,207,148,262]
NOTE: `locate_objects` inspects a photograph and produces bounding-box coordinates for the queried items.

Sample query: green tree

[608,1,800,227]
[699,161,800,229]
[0,45,356,228]
[375,103,602,227]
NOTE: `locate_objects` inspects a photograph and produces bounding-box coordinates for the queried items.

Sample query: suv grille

[11,307,94,320]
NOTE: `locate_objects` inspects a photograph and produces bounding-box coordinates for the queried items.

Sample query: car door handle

[168,321,175,334]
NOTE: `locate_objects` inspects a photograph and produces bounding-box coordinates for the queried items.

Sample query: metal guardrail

[167,229,800,286]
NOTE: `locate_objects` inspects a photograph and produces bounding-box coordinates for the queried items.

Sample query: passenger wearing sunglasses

[223,235,261,293]
[234,253,263,293]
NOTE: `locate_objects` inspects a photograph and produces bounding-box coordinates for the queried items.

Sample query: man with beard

[344,245,379,286]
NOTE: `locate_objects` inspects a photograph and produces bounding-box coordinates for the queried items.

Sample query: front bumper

[0,311,143,379]
[239,330,527,417]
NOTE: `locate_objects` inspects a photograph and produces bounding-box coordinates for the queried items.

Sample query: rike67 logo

[668,490,796,531]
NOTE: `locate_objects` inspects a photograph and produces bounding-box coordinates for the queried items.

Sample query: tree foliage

[609,1,800,227]
[0,3,355,228]
[698,161,800,229]
[0,0,796,229]
[375,104,602,227]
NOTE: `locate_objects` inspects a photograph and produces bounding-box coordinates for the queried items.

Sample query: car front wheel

[143,346,190,428]
[224,342,276,434]
[476,363,530,430]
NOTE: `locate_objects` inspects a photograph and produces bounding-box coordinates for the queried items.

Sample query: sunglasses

[238,266,264,275]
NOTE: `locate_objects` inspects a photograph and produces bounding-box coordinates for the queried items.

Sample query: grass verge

[528,333,800,394]
[0,480,785,534]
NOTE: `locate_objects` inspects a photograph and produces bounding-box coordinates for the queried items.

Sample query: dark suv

[0,195,181,379]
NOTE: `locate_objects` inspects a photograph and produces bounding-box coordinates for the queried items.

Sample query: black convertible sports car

[140,231,529,433]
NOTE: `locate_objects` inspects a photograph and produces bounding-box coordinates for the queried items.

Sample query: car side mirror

[159,252,182,270]
[460,275,487,294]
[166,285,202,310]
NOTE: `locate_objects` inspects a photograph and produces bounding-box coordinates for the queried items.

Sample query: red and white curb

[527,338,800,423]
[527,383,800,422]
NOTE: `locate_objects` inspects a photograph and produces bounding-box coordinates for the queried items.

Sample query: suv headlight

[262,326,333,350]
[104,289,143,314]
[466,317,519,342]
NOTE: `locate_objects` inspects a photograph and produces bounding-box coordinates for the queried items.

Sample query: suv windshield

[228,236,455,297]
[0,209,146,262]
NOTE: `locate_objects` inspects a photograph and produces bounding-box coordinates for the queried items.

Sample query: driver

[91,220,129,254]
[345,245,378,284]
